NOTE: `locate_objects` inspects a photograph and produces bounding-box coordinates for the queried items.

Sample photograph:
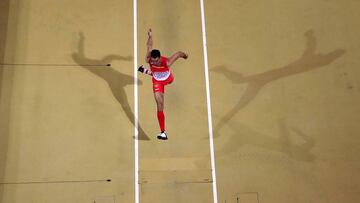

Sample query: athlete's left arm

[167,51,188,67]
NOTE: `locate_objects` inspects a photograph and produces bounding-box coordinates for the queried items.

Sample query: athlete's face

[151,57,161,65]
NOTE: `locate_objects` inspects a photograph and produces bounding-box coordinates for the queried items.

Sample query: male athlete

[138,28,188,140]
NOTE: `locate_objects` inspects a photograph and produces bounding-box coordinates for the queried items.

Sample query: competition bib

[153,71,170,81]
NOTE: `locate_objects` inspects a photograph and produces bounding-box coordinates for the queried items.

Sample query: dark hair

[150,49,161,58]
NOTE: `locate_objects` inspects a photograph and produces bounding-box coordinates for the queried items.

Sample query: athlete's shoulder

[161,56,168,66]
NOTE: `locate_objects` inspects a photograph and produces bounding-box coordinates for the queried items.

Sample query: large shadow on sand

[213,30,345,135]
[72,32,149,140]
[212,30,345,161]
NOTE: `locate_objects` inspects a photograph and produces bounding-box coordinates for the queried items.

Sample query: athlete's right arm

[145,29,153,63]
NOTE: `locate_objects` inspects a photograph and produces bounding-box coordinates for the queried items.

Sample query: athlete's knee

[156,103,164,111]
[154,93,164,110]
[156,100,164,110]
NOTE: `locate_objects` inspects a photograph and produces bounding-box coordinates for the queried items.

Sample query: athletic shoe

[157,132,168,140]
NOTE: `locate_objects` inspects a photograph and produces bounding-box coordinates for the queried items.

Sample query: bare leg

[154,92,164,112]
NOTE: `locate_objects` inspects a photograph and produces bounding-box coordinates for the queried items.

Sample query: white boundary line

[200,0,218,202]
[133,0,139,202]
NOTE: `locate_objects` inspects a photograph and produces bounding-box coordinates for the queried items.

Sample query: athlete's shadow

[218,118,315,162]
[212,30,346,136]
[72,32,150,140]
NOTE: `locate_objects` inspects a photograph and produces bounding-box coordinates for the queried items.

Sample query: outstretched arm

[145,29,153,63]
[138,65,153,76]
[167,51,188,67]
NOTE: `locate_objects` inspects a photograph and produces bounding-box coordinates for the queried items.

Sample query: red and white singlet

[148,56,174,93]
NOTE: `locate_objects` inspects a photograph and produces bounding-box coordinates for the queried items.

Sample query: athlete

[138,28,188,140]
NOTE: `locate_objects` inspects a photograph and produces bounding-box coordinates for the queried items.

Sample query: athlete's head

[150,49,161,64]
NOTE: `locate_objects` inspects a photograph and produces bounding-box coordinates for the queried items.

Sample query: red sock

[157,111,165,132]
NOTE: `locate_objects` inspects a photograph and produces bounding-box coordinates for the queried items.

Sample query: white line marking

[133,0,139,202]
[199,0,218,202]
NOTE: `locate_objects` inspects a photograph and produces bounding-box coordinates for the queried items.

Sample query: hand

[148,29,152,37]
[183,52,188,59]
[138,65,145,73]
